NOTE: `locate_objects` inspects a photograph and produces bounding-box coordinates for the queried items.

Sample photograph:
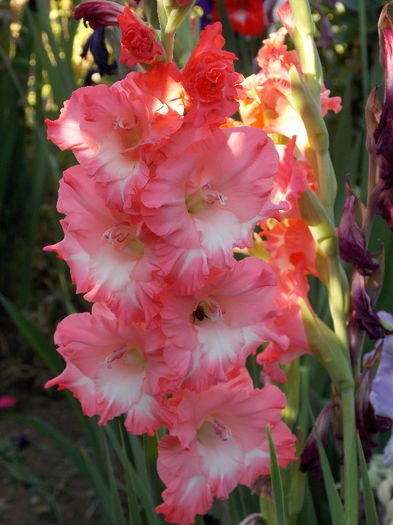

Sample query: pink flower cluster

[45,20,298,523]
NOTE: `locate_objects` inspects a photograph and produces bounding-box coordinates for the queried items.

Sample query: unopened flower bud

[300,402,335,480]
[73,0,123,29]
[337,182,378,275]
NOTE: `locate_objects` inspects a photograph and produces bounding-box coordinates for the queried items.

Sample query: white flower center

[193,296,225,324]
[101,345,147,371]
[186,183,227,214]
[197,417,232,444]
[103,222,144,257]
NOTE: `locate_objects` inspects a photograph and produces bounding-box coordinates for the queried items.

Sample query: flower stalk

[289,1,357,523]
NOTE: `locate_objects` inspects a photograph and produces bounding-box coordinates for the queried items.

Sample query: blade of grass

[9,414,103,492]
[266,425,287,525]
[0,293,62,374]
[313,424,345,525]
[24,8,72,105]
[105,425,160,525]
[116,422,143,525]
[357,434,378,525]
[35,0,76,87]
[0,44,62,181]
[102,432,127,525]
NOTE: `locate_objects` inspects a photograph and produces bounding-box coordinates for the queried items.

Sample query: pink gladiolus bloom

[141,126,280,293]
[44,165,161,324]
[272,136,316,215]
[239,27,341,153]
[46,64,184,210]
[181,22,245,126]
[159,257,287,391]
[156,369,296,525]
[0,395,17,408]
[276,1,295,35]
[257,219,316,377]
[45,304,174,435]
[118,7,163,68]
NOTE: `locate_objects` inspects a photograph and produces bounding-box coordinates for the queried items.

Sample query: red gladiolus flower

[118,7,163,68]
[215,0,265,37]
[181,22,245,126]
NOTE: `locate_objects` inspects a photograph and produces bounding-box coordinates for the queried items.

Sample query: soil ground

[0,389,100,525]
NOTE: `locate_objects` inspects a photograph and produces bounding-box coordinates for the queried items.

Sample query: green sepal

[159,0,195,35]
[298,187,337,258]
[290,66,326,147]
[299,299,353,391]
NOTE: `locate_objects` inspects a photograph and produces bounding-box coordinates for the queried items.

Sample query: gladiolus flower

[73,0,122,29]
[300,402,335,479]
[351,271,392,340]
[216,0,266,37]
[0,395,17,408]
[337,189,379,274]
[156,369,296,525]
[181,22,245,126]
[45,303,175,435]
[80,26,117,85]
[118,7,163,68]
[44,165,161,325]
[239,27,341,153]
[256,219,316,377]
[366,312,393,421]
[375,28,393,191]
[46,65,184,210]
[141,126,280,292]
[272,136,316,215]
[159,257,286,391]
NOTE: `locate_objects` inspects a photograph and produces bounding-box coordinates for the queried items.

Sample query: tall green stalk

[289,1,357,523]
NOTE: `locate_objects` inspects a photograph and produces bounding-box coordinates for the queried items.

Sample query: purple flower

[375,28,393,192]
[195,0,214,29]
[351,271,392,340]
[357,351,392,462]
[365,312,393,466]
[81,26,117,86]
[300,402,335,480]
[368,312,393,418]
[73,0,122,30]
[376,187,393,231]
[337,191,378,275]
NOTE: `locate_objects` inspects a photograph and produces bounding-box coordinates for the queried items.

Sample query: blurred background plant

[1,0,393,523]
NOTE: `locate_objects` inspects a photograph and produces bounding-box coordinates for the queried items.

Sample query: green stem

[289,3,358,524]
[163,30,175,64]
[358,0,369,109]
[342,387,358,525]
[326,254,350,352]
[289,0,322,99]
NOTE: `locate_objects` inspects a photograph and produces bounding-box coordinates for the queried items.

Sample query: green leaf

[266,425,287,525]
[102,434,127,525]
[314,425,345,525]
[105,426,160,525]
[357,434,378,525]
[0,293,62,374]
